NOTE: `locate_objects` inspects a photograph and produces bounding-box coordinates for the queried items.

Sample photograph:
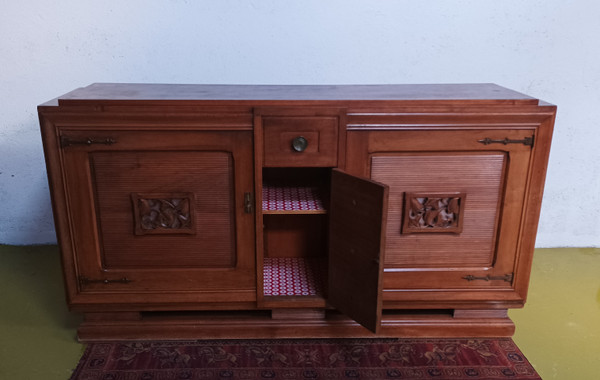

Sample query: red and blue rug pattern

[70,338,540,379]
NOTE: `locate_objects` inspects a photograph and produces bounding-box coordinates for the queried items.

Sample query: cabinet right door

[346,128,539,308]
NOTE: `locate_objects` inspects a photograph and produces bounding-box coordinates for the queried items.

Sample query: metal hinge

[244,192,253,214]
[60,136,116,148]
[79,276,132,286]
[478,136,534,148]
[462,273,514,283]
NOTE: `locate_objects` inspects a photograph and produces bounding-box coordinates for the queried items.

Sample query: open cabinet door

[328,169,389,333]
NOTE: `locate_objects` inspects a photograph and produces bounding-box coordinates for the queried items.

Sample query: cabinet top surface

[49,83,541,107]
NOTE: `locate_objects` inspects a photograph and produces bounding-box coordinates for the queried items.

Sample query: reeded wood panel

[371,153,505,267]
[92,151,235,268]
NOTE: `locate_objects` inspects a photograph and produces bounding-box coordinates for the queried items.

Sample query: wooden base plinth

[77,310,514,342]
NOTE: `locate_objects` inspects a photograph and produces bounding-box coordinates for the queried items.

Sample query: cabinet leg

[271,308,326,320]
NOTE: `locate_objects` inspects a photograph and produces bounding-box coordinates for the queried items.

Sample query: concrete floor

[509,248,600,379]
[0,245,598,379]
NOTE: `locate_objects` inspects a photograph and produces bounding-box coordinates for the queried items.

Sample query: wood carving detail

[402,193,465,234]
[132,193,195,235]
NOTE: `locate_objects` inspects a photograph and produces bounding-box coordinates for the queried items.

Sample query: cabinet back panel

[91,151,236,268]
[371,153,505,267]
[263,214,327,258]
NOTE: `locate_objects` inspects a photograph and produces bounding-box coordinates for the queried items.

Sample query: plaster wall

[1,0,598,246]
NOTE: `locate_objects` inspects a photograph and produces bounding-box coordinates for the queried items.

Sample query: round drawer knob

[291,136,308,152]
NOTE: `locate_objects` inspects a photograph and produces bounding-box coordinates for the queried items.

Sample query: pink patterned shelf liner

[262,185,325,213]
[263,257,326,296]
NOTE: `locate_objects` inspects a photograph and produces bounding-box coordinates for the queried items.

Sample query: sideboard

[38,83,556,341]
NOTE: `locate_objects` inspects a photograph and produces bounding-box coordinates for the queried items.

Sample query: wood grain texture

[55,130,256,304]
[92,151,235,268]
[271,308,326,320]
[328,170,388,333]
[263,214,327,258]
[344,126,539,297]
[262,116,339,167]
[38,83,555,339]
[76,310,514,341]
[57,83,538,106]
[371,153,505,267]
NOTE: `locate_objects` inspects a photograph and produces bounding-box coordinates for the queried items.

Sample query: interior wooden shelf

[263,257,327,297]
[262,184,326,214]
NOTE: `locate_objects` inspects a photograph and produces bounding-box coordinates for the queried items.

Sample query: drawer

[262,116,339,167]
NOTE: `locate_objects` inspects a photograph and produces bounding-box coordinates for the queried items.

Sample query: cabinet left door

[44,128,256,310]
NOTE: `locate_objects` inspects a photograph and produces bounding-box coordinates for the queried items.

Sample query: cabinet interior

[261,168,331,301]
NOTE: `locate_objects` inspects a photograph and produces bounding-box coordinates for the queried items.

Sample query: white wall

[1,0,598,247]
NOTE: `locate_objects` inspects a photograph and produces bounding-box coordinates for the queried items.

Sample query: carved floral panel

[402,192,465,234]
[132,193,196,235]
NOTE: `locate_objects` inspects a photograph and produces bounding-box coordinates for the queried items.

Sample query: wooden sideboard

[38,83,556,341]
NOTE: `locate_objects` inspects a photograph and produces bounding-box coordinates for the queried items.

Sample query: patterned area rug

[70,338,540,380]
